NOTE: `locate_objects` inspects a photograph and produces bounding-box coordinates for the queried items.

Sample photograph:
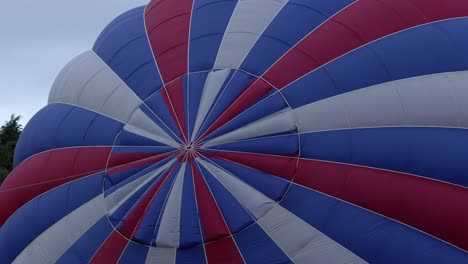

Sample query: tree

[0,114,22,184]
[0,167,8,185]
[0,114,22,145]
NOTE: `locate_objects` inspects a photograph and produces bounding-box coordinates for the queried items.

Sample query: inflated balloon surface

[1,0,468,263]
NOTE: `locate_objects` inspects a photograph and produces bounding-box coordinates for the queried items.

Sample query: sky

[0,0,149,127]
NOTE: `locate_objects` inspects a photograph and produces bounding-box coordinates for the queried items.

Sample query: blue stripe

[283,18,468,108]
[57,217,114,264]
[14,103,123,167]
[281,184,468,264]
[241,0,355,76]
[104,157,174,195]
[300,127,468,187]
[179,165,203,247]
[187,72,207,140]
[134,164,181,245]
[0,173,104,263]
[144,92,184,142]
[197,162,255,232]
[115,130,169,147]
[234,224,292,264]
[93,6,164,100]
[176,246,206,264]
[112,146,175,153]
[189,0,238,71]
[193,69,235,138]
[93,7,144,55]
[141,104,182,144]
[204,92,288,141]
[207,134,298,156]
[111,162,177,230]
[197,71,255,137]
[210,158,289,201]
[110,177,158,229]
[118,242,149,264]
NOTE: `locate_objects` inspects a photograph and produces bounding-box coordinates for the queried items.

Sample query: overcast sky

[0,0,149,126]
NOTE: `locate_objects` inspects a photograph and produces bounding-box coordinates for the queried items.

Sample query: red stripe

[107,152,173,175]
[199,79,272,142]
[161,78,188,143]
[108,152,164,168]
[205,236,244,264]
[145,0,193,83]
[205,151,297,181]
[294,159,468,251]
[191,163,230,241]
[0,147,111,226]
[89,231,128,264]
[119,164,178,239]
[263,0,468,88]
[199,0,468,140]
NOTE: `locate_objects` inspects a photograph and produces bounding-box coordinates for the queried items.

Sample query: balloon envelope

[1,0,468,263]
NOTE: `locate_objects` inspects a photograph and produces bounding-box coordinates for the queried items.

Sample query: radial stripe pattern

[1,1,468,263]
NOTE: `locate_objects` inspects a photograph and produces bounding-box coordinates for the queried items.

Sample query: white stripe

[155,163,186,247]
[191,69,231,141]
[257,206,366,264]
[48,51,141,123]
[106,159,176,215]
[49,51,182,146]
[145,247,176,264]
[198,159,367,264]
[48,52,89,101]
[12,172,186,264]
[203,108,296,148]
[12,194,106,264]
[214,0,289,70]
[293,71,468,133]
[197,159,275,218]
[124,108,180,148]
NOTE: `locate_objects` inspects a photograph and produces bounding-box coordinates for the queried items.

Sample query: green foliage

[0,167,8,185]
[0,114,22,184]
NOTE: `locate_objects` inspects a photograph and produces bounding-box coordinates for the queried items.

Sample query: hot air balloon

[1,0,468,263]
